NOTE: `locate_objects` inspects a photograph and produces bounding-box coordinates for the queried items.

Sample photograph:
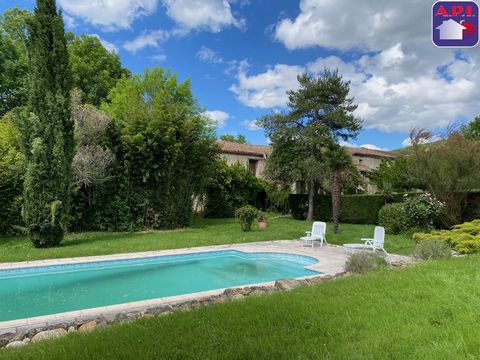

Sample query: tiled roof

[218,141,272,157]
[344,146,400,159]
[218,140,400,159]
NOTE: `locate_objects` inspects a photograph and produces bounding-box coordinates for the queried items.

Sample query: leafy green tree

[68,34,130,106]
[325,146,359,233]
[0,7,31,46]
[368,157,424,192]
[103,67,218,229]
[219,134,247,144]
[0,8,30,116]
[19,0,74,247]
[258,70,362,221]
[462,116,480,140]
[0,113,24,234]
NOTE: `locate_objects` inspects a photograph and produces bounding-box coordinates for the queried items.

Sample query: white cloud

[163,0,245,32]
[274,0,424,52]
[340,141,388,151]
[204,110,229,128]
[90,34,118,53]
[63,14,76,28]
[58,0,158,31]
[360,144,389,151]
[123,30,169,52]
[230,64,304,108]
[242,120,261,131]
[230,55,480,132]
[196,46,223,63]
[151,54,167,62]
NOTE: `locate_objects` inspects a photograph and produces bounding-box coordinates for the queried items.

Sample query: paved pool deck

[0,241,411,335]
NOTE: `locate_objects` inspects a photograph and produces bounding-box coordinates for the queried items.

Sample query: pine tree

[21,0,73,247]
[258,70,362,221]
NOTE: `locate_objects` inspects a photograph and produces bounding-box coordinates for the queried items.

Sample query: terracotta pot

[258,220,268,229]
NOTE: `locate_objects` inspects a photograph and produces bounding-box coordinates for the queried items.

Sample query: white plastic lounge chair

[343,226,388,255]
[300,222,327,247]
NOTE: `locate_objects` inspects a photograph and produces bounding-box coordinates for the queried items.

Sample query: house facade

[218,140,400,194]
[218,141,271,178]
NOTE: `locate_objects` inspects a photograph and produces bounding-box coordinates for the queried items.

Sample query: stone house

[218,140,400,194]
[218,140,271,178]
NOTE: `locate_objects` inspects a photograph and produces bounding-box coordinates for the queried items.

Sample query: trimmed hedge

[289,193,410,224]
[289,191,480,226]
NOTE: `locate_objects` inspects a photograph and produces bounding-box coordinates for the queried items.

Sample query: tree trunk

[307,179,315,221]
[331,171,341,234]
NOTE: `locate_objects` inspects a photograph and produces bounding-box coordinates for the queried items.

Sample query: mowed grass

[2,256,480,359]
[0,216,415,263]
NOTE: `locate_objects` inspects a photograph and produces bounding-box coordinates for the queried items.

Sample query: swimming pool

[0,250,319,322]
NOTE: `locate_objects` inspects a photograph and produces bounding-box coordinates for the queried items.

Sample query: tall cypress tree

[22,0,73,247]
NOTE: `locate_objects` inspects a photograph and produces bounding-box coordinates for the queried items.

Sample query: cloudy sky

[3,0,479,150]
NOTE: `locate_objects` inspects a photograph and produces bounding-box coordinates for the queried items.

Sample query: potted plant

[234,205,259,232]
[257,212,268,229]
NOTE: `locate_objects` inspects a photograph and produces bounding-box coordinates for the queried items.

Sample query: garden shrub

[235,205,259,232]
[414,239,452,260]
[345,252,388,274]
[204,160,265,218]
[413,219,480,254]
[404,193,443,230]
[378,203,410,234]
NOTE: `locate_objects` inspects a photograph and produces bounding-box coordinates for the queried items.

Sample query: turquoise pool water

[0,250,319,322]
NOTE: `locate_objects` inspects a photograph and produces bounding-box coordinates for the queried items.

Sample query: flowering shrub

[235,205,259,232]
[404,193,443,230]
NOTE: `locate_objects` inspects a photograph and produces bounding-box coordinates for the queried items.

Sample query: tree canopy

[462,116,480,141]
[368,157,424,192]
[0,9,128,112]
[68,34,130,106]
[0,8,30,116]
[219,134,247,144]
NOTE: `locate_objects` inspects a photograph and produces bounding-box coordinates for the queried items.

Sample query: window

[249,159,258,176]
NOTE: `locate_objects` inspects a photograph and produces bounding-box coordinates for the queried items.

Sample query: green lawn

[0,216,414,263]
[2,255,480,359]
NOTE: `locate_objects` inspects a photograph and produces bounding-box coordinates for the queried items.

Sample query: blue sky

[2,0,479,150]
